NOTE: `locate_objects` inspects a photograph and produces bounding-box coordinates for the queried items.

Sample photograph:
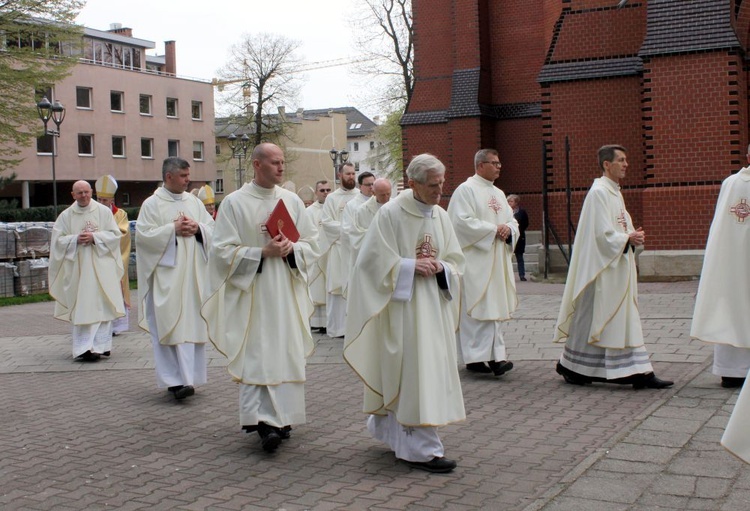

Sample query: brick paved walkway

[0,281,747,510]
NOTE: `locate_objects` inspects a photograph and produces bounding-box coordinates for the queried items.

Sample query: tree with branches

[0,0,83,183]
[216,32,303,148]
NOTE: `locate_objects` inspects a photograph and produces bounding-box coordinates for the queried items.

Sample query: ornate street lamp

[329,148,349,184]
[227,133,250,189]
[37,96,66,213]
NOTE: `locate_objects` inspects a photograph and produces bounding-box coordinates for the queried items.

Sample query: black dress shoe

[632,373,674,390]
[102,351,111,357]
[488,360,513,376]
[168,385,195,400]
[405,457,457,473]
[556,362,592,385]
[721,377,746,388]
[77,350,101,362]
[466,362,492,373]
[316,327,327,334]
[277,426,292,439]
[257,423,282,452]
[520,277,527,281]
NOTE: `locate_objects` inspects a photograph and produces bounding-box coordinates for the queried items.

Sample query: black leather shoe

[102,351,111,357]
[169,385,195,400]
[556,362,592,385]
[520,277,527,281]
[488,360,513,376]
[77,350,101,362]
[278,426,292,439]
[633,374,673,390]
[721,377,746,388]
[257,423,282,452]
[466,362,492,373]
[405,457,457,473]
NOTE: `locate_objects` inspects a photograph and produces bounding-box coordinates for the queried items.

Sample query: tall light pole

[227,133,250,189]
[329,148,349,184]
[37,96,66,213]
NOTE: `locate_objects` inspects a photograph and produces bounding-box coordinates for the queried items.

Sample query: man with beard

[320,163,359,337]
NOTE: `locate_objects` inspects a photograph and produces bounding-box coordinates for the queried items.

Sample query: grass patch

[0,293,54,307]
[130,279,137,290]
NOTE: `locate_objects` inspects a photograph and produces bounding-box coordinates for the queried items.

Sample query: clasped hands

[496,224,511,241]
[415,257,443,277]
[174,216,200,237]
[628,227,645,246]
[262,234,294,258]
[77,231,95,245]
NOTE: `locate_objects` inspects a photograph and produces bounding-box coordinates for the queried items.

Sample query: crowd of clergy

[47,142,750,473]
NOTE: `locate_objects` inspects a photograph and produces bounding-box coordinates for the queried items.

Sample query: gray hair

[162,157,189,181]
[406,153,446,183]
[474,148,499,170]
[507,194,520,203]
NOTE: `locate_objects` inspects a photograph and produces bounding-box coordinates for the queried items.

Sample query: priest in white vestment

[448,149,518,376]
[95,175,131,337]
[722,366,750,463]
[345,154,466,473]
[691,147,750,389]
[304,180,332,332]
[202,143,320,453]
[49,180,125,362]
[348,178,392,271]
[553,145,673,389]
[341,172,375,298]
[136,157,214,401]
[320,163,359,337]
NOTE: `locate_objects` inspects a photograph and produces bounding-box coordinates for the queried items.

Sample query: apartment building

[2,23,215,208]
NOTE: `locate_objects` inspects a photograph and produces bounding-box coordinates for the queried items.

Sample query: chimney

[164,41,176,75]
[277,106,286,118]
[108,23,133,37]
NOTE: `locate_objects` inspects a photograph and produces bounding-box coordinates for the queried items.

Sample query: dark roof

[401,110,448,125]
[538,57,642,84]
[639,0,740,56]
[447,68,482,118]
[301,107,377,138]
[215,114,303,138]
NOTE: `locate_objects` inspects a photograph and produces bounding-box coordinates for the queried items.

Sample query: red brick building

[403,0,747,252]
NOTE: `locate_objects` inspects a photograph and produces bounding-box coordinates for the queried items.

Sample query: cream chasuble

[447,174,518,321]
[113,208,132,307]
[554,177,643,349]
[49,201,125,326]
[136,187,214,345]
[349,195,382,269]
[344,189,466,427]
[304,200,329,307]
[691,166,750,348]
[340,192,369,297]
[201,182,319,385]
[321,188,359,296]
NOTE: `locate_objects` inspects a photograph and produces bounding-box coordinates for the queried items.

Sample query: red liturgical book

[265,199,300,242]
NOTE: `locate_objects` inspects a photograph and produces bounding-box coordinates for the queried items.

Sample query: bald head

[373,178,392,205]
[71,180,92,208]
[252,142,286,189]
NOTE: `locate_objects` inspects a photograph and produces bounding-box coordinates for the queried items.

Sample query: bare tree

[352,0,413,109]
[216,32,303,147]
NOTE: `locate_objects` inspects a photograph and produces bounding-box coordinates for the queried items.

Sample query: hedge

[0,205,141,222]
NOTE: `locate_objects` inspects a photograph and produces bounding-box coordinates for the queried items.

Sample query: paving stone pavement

[1,280,748,510]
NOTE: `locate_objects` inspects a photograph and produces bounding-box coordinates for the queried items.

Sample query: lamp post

[37,96,66,213]
[328,148,349,184]
[227,133,250,189]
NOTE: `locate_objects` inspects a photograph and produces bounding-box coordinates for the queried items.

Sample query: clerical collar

[250,181,276,198]
[602,176,621,190]
[474,174,494,186]
[163,188,185,200]
[413,197,434,217]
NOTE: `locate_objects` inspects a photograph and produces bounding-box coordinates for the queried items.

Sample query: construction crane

[212,56,373,90]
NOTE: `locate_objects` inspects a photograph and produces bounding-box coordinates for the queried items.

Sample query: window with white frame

[168,140,179,157]
[112,136,125,157]
[215,179,224,193]
[166,97,178,117]
[78,134,94,156]
[110,91,124,112]
[139,94,152,115]
[192,141,204,161]
[121,192,131,206]
[353,142,359,152]
[76,87,92,109]
[191,101,202,120]
[141,138,153,158]
[36,135,53,154]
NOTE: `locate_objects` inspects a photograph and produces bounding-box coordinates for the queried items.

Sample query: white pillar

[21,181,30,209]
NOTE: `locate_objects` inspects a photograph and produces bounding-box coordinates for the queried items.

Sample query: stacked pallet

[0,222,53,297]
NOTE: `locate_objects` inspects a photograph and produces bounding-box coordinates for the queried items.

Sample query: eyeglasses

[482,161,502,168]
[319,188,332,192]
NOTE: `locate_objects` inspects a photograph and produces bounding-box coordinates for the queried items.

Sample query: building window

[112,136,125,157]
[353,142,359,152]
[141,138,153,158]
[78,134,94,156]
[166,97,178,117]
[36,135,54,154]
[192,141,204,161]
[215,179,224,194]
[191,101,202,120]
[354,162,360,172]
[76,87,92,109]
[139,94,152,115]
[168,140,179,157]
[370,141,375,150]
[215,144,221,155]
[121,192,131,206]
[110,91,124,112]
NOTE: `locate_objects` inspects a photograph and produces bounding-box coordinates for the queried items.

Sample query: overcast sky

[75,0,376,116]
